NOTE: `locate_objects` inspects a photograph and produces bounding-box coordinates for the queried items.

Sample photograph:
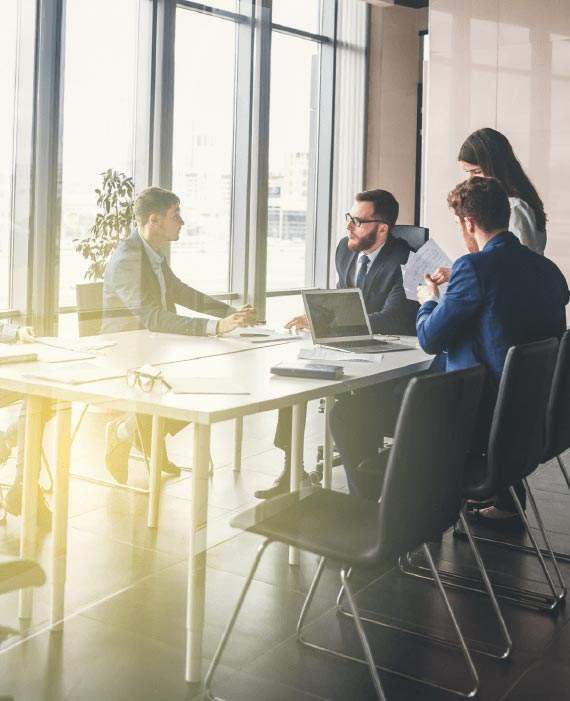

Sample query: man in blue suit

[417,176,568,516]
[331,177,569,515]
[256,189,419,499]
[102,187,255,482]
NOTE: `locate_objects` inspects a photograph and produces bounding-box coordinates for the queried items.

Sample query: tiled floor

[1,401,570,700]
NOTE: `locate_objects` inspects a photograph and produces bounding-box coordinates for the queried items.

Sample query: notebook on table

[0,346,38,365]
[302,289,414,354]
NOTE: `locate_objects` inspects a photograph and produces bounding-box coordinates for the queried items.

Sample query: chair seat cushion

[231,488,384,568]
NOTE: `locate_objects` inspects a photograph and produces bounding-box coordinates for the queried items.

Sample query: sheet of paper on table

[166,377,250,395]
[25,362,124,384]
[227,326,300,344]
[298,347,382,364]
[401,239,453,302]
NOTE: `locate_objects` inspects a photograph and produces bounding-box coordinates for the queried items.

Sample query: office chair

[404,338,566,612]
[391,224,429,252]
[456,330,570,563]
[205,366,492,700]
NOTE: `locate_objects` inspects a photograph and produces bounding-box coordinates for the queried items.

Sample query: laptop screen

[303,290,370,341]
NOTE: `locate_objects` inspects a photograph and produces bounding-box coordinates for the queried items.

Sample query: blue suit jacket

[336,234,419,335]
[417,232,569,439]
[102,231,234,335]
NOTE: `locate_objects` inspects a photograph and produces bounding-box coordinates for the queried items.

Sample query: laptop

[302,289,413,354]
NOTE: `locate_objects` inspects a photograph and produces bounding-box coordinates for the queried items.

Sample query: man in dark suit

[255,188,418,499]
[102,187,254,482]
[331,177,569,514]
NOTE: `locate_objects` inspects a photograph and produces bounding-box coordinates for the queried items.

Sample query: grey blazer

[102,231,235,336]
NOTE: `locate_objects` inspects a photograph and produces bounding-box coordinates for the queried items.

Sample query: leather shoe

[4,482,52,530]
[254,468,310,500]
[105,419,132,484]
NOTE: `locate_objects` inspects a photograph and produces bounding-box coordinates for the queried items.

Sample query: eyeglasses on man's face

[126,368,172,393]
[345,212,388,228]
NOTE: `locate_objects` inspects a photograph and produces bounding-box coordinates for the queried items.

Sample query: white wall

[424,0,570,291]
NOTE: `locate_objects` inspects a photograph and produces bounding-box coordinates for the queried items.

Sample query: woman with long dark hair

[458,127,547,253]
[431,127,547,287]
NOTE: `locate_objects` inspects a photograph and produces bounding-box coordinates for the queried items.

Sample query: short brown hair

[134,187,180,226]
[447,177,510,233]
[355,189,399,226]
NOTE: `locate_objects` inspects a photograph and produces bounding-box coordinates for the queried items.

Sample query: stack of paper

[401,239,453,302]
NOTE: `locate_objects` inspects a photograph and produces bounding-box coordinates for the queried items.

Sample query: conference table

[0,329,432,683]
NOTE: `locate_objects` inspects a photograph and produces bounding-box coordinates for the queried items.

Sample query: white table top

[0,330,432,425]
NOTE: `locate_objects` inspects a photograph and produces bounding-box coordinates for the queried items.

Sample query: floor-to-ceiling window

[0,3,20,311]
[59,0,139,309]
[171,5,238,295]
[267,1,330,294]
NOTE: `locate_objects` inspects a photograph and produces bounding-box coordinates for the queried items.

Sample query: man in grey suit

[102,187,254,482]
[255,188,418,499]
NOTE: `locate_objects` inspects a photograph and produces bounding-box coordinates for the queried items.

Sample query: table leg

[51,401,71,630]
[323,396,334,490]
[147,415,164,529]
[185,422,211,683]
[233,417,243,472]
[19,396,47,620]
[289,401,307,566]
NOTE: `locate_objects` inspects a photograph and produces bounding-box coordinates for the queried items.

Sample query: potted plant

[74,169,134,335]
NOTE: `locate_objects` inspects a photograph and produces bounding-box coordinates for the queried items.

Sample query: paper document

[39,350,97,363]
[36,338,117,353]
[229,327,299,344]
[25,362,124,385]
[401,239,453,302]
[298,347,381,364]
[166,377,249,395]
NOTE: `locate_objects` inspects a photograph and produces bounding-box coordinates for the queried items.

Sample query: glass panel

[265,294,303,329]
[267,33,320,291]
[59,0,138,308]
[171,8,236,294]
[272,0,321,34]
[0,3,18,310]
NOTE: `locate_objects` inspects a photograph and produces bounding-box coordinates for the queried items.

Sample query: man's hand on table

[284,314,309,333]
[217,306,256,335]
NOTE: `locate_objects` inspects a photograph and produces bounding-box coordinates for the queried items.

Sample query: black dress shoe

[254,468,310,500]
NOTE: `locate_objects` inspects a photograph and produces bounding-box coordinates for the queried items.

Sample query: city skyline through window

[59,0,138,307]
[267,32,320,291]
[172,8,237,295]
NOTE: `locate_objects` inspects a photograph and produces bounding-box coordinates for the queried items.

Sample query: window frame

[20,0,361,332]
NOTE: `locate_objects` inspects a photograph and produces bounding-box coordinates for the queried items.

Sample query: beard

[347,228,378,252]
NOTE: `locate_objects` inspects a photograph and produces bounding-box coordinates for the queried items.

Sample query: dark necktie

[356,255,370,290]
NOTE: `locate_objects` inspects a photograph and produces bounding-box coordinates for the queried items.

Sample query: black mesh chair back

[486,338,558,490]
[391,224,429,252]
[76,281,103,337]
[377,365,485,559]
[543,330,570,462]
